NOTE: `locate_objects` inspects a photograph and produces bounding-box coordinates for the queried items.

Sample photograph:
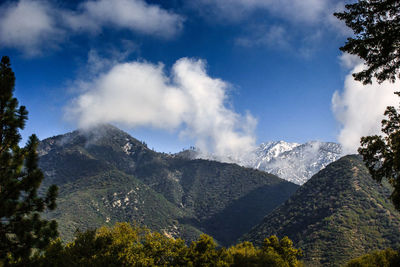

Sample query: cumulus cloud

[66,57,257,161]
[0,0,63,56]
[332,53,399,154]
[0,0,183,55]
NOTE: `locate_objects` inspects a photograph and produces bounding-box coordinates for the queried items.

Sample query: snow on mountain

[176,140,343,185]
[237,141,300,167]
[238,141,343,185]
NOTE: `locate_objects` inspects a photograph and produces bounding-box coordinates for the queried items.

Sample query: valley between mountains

[38,124,400,266]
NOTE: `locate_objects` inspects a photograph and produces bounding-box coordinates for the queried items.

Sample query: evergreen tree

[335,0,400,210]
[0,56,58,265]
[334,0,400,84]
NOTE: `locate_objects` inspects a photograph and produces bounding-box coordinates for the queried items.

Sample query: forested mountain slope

[243,155,400,266]
[39,124,298,245]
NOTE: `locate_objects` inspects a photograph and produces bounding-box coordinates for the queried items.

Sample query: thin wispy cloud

[196,0,347,57]
[0,0,184,56]
[235,25,290,49]
[235,24,326,58]
[193,0,344,27]
[66,57,257,161]
[62,0,183,38]
[332,53,399,154]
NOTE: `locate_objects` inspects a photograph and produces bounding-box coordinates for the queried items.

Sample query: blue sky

[1,0,398,155]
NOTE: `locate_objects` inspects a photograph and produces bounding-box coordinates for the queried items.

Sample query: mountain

[180,141,343,185]
[240,141,343,185]
[38,124,299,246]
[242,155,400,266]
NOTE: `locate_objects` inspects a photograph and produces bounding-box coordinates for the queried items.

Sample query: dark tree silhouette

[336,0,400,209]
[334,0,400,84]
[0,56,58,265]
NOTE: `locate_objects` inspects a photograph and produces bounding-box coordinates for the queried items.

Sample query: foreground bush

[31,222,302,266]
[346,248,400,267]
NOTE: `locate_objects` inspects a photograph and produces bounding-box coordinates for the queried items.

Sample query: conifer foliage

[335,0,400,211]
[0,56,58,265]
[334,0,400,84]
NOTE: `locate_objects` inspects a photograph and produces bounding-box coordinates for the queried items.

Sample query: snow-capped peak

[177,140,343,185]
[239,141,343,185]
[256,141,301,163]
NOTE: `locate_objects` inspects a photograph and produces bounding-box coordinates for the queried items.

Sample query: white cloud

[63,0,183,38]
[0,0,63,56]
[0,0,183,55]
[339,53,364,70]
[332,54,399,154]
[66,57,257,161]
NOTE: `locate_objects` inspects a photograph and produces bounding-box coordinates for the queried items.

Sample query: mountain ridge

[178,140,343,185]
[243,140,343,185]
[242,155,400,266]
[38,124,299,246]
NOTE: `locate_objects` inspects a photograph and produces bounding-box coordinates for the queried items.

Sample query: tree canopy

[0,56,58,265]
[334,0,400,84]
[346,248,400,267]
[31,222,303,267]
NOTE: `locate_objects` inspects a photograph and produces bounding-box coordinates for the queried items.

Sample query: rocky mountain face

[240,141,343,185]
[38,124,298,246]
[242,155,400,266]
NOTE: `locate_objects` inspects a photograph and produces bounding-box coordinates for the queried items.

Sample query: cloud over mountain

[66,57,257,160]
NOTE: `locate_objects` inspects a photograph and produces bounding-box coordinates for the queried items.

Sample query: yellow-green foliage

[262,236,303,267]
[31,223,303,267]
[346,248,400,267]
[225,236,304,267]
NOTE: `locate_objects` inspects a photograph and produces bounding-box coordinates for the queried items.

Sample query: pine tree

[0,56,58,265]
[334,0,400,84]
